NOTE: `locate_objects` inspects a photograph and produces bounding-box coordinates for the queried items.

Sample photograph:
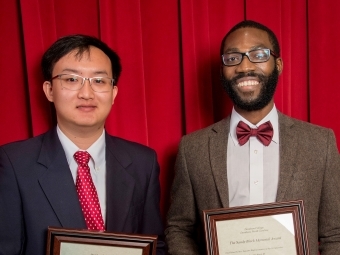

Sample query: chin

[73,119,100,128]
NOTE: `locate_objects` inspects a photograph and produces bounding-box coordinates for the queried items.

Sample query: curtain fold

[1,0,339,219]
[180,0,214,133]
[99,0,149,145]
[308,1,340,146]
[208,1,244,122]
[247,0,309,120]
[0,0,31,142]
[20,0,56,136]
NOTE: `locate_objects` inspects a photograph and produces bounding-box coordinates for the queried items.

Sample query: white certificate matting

[216,213,296,255]
[60,242,143,255]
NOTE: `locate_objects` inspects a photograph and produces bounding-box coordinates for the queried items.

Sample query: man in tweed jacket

[165,20,340,255]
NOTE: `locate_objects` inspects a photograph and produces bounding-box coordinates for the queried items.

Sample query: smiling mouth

[237,80,259,87]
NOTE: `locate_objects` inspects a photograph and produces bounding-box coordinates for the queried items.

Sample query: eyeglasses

[50,74,115,93]
[221,49,278,66]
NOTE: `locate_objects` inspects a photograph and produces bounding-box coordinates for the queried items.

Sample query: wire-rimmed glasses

[50,74,115,93]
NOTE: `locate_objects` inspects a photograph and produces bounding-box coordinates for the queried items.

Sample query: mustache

[229,72,266,84]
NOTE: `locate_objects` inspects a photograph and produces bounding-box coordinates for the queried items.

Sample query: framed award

[203,200,309,255]
[46,227,157,255]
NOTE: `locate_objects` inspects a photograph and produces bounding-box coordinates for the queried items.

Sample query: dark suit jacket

[165,112,340,255]
[0,128,166,255]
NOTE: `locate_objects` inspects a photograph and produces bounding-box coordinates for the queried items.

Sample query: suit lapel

[37,128,86,228]
[209,113,298,205]
[276,112,298,201]
[209,118,230,208]
[105,133,135,231]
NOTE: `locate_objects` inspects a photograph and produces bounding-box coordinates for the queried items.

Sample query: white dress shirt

[227,106,280,207]
[57,126,107,222]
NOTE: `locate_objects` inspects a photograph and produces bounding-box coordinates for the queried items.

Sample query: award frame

[203,200,309,255]
[46,227,157,255]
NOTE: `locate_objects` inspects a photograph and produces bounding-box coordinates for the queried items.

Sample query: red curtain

[1,0,339,220]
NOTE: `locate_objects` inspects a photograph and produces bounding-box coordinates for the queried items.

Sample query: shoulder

[279,112,334,133]
[180,117,230,145]
[0,131,50,156]
[278,112,337,145]
[105,133,156,158]
[0,130,56,170]
[105,134,159,175]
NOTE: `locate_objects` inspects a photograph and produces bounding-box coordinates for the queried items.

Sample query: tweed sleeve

[165,137,202,255]
[318,130,340,254]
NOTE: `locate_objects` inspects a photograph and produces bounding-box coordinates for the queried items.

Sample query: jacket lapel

[209,118,230,208]
[37,128,86,228]
[209,112,298,205]
[105,133,135,231]
[276,112,298,202]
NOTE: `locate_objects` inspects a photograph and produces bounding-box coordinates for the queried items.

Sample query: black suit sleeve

[142,150,167,255]
[0,146,25,254]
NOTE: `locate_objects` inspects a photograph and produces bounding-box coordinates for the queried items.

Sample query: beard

[221,67,279,111]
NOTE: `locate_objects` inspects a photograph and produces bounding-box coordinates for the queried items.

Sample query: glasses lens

[248,49,270,63]
[59,74,83,90]
[222,53,242,66]
[90,77,113,92]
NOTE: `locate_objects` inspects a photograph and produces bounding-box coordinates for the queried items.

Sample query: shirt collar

[229,105,279,146]
[56,125,106,167]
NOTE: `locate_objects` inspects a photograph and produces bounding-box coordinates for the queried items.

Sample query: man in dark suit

[165,20,340,255]
[0,35,166,255]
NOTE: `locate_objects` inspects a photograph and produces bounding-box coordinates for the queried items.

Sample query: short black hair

[41,34,122,83]
[220,20,280,57]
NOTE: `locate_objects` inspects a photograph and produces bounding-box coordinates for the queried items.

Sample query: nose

[235,55,255,73]
[78,78,94,99]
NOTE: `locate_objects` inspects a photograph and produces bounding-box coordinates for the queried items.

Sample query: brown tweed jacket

[165,112,340,255]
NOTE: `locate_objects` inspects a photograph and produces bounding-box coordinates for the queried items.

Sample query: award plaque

[46,227,157,255]
[203,200,309,255]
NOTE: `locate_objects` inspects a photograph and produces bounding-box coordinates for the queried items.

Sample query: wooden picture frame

[203,200,309,255]
[46,227,157,255]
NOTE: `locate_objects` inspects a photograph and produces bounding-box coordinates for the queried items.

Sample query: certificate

[46,227,157,255]
[203,200,309,255]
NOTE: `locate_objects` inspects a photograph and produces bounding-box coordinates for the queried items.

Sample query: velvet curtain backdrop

[1,0,339,220]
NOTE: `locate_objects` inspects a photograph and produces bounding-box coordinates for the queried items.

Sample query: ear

[43,81,54,102]
[111,86,118,105]
[276,57,283,75]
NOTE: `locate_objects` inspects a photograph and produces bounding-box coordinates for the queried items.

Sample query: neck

[234,101,274,125]
[58,124,104,150]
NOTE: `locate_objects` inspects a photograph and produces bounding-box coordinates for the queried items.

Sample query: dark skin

[221,27,283,124]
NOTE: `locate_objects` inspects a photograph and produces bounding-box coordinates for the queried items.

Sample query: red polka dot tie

[74,151,105,230]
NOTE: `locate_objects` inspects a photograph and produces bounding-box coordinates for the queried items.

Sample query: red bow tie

[236,121,274,146]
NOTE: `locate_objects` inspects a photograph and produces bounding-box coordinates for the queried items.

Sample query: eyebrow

[224,44,269,53]
[60,68,79,73]
[92,71,109,76]
[60,68,109,76]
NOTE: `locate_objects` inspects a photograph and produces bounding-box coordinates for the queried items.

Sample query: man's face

[221,27,282,111]
[43,46,118,131]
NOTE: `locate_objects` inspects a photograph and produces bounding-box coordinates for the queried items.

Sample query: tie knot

[74,151,91,166]
[249,128,259,136]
